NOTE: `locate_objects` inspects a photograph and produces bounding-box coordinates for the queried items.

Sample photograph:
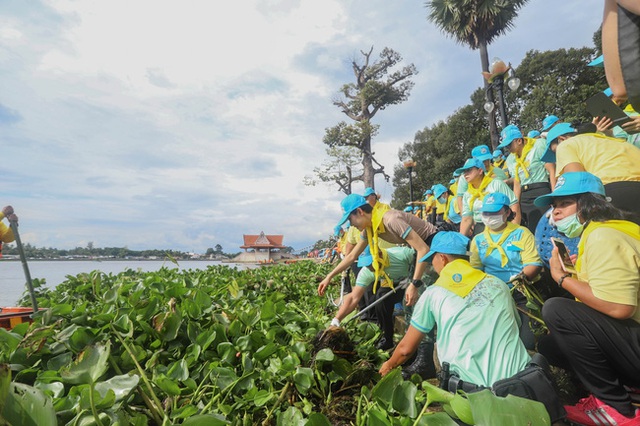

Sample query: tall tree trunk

[479,42,500,150]
[362,133,375,188]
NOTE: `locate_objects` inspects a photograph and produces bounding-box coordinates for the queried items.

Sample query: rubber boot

[402,341,436,380]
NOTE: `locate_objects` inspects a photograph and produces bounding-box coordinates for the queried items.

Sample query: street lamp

[483,57,520,138]
[403,159,417,206]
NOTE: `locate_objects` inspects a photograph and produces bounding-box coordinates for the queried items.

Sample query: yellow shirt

[0,212,14,243]
[578,226,640,323]
[556,133,640,184]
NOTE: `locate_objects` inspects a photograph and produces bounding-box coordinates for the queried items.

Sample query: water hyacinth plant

[0,261,550,425]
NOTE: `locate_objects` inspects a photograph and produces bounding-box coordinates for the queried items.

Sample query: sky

[0,0,603,254]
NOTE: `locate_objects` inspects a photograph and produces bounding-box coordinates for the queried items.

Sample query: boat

[0,307,41,330]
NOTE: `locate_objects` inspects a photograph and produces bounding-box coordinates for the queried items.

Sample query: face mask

[555,213,584,238]
[481,213,506,230]
[437,196,446,204]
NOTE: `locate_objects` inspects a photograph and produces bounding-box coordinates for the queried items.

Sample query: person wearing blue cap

[541,115,559,133]
[533,171,640,426]
[469,192,543,350]
[318,193,437,310]
[542,121,640,213]
[363,187,378,206]
[379,231,531,389]
[456,157,519,237]
[498,124,553,235]
[329,245,416,350]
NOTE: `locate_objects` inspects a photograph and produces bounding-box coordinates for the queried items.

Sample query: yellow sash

[467,174,493,211]
[575,220,640,273]
[482,222,519,267]
[433,259,487,298]
[365,202,393,293]
[513,137,535,182]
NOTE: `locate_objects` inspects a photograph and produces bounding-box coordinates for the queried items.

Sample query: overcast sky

[0,1,603,253]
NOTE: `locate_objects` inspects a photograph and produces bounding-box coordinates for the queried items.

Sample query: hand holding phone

[585,92,639,134]
[551,237,576,274]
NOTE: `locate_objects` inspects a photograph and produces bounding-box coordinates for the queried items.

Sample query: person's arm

[549,247,635,319]
[510,201,521,225]
[403,230,430,307]
[522,265,542,281]
[379,326,425,376]
[333,285,366,322]
[460,216,473,237]
[544,162,557,189]
[318,238,367,296]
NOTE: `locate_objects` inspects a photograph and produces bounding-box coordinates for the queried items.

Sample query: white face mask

[481,213,506,230]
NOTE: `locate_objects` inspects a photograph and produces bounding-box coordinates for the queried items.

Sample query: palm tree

[425,0,529,147]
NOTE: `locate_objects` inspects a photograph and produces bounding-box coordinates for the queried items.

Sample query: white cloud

[0,0,603,252]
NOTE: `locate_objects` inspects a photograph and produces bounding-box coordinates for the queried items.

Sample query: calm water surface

[0,259,255,307]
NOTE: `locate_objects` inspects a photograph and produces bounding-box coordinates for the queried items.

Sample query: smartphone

[585,92,638,133]
[551,237,576,274]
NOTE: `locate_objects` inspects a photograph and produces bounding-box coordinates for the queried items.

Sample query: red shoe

[564,394,640,426]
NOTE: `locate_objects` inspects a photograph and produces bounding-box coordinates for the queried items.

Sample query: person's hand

[317,278,331,296]
[621,115,640,134]
[405,283,419,307]
[330,318,340,327]
[592,116,613,133]
[6,214,18,223]
[379,360,395,376]
[548,247,566,282]
[2,205,14,217]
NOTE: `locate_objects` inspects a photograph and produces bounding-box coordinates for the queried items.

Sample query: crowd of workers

[317,22,640,424]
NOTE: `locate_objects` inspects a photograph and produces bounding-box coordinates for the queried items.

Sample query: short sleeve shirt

[470,224,542,284]
[578,226,640,323]
[355,246,415,287]
[410,274,530,387]
[507,138,550,185]
[378,210,438,244]
[461,179,518,223]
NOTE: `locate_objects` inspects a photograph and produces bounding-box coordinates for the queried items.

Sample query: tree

[303,146,363,194]
[425,0,529,147]
[316,47,417,192]
[214,244,223,255]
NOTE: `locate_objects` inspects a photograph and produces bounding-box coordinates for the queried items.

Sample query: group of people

[318,97,640,423]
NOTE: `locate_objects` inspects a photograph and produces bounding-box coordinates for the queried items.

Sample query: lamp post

[482,57,520,147]
[403,160,417,203]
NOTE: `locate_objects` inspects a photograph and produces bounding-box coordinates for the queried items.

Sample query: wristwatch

[412,279,424,288]
[558,274,571,288]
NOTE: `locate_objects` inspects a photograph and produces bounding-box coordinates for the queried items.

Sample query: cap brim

[533,194,555,208]
[481,204,504,213]
[419,250,436,263]
[540,148,556,164]
[496,138,513,149]
[336,211,351,228]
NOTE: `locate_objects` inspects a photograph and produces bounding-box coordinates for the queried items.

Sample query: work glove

[330,318,340,327]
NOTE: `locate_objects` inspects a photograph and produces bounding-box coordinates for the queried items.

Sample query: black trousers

[538,297,640,416]
[373,286,405,341]
[520,183,551,234]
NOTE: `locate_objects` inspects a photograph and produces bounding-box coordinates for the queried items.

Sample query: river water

[0,259,256,307]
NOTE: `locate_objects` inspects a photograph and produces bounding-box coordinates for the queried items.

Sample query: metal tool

[327,272,347,307]
[9,216,38,313]
[342,278,410,325]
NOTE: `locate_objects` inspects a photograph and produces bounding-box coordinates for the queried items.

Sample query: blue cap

[541,115,559,131]
[420,232,470,263]
[453,170,461,178]
[404,205,413,212]
[527,130,541,138]
[588,55,604,67]
[433,184,448,199]
[471,144,492,162]
[454,157,486,175]
[498,124,523,149]
[357,245,373,267]
[603,87,613,97]
[424,189,433,195]
[333,225,342,237]
[449,178,456,184]
[533,172,605,207]
[363,187,376,197]
[541,122,576,163]
[492,149,503,160]
[336,194,368,227]
[480,192,511,213]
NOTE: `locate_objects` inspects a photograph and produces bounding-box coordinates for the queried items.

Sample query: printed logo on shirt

[452,273,463,283]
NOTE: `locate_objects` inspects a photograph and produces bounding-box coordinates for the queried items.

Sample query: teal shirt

[410,274,530,387]
[507,138,549,185]
[355,246,415,287]
[461,179,518,223]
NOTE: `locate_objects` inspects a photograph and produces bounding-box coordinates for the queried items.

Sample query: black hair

[505,206,515,222]
[576,193,640,224]
[360,203,373,214]
[572,121,598,135]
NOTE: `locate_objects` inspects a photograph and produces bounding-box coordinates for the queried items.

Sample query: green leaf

[1,382,57,426]
[260,300,276,321]
[449,394,474,425]
[182,413,230,425]
[33,381,65,398]
[60,342,110,385]
[414,412,459,425]
[253,389,274,407]
[167,358,189,381]
[0,364,10,414]
[314,348,335,362]
[372,367,403,407]
[392,380,418,417]
[467,389,550,426]
[306,412,332,425]
[293,367,314,395]
[254,342,278,362]
[365,406,391,426]
[94,373,140,402]
[154,374,181,396]
[278,406,305,426]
